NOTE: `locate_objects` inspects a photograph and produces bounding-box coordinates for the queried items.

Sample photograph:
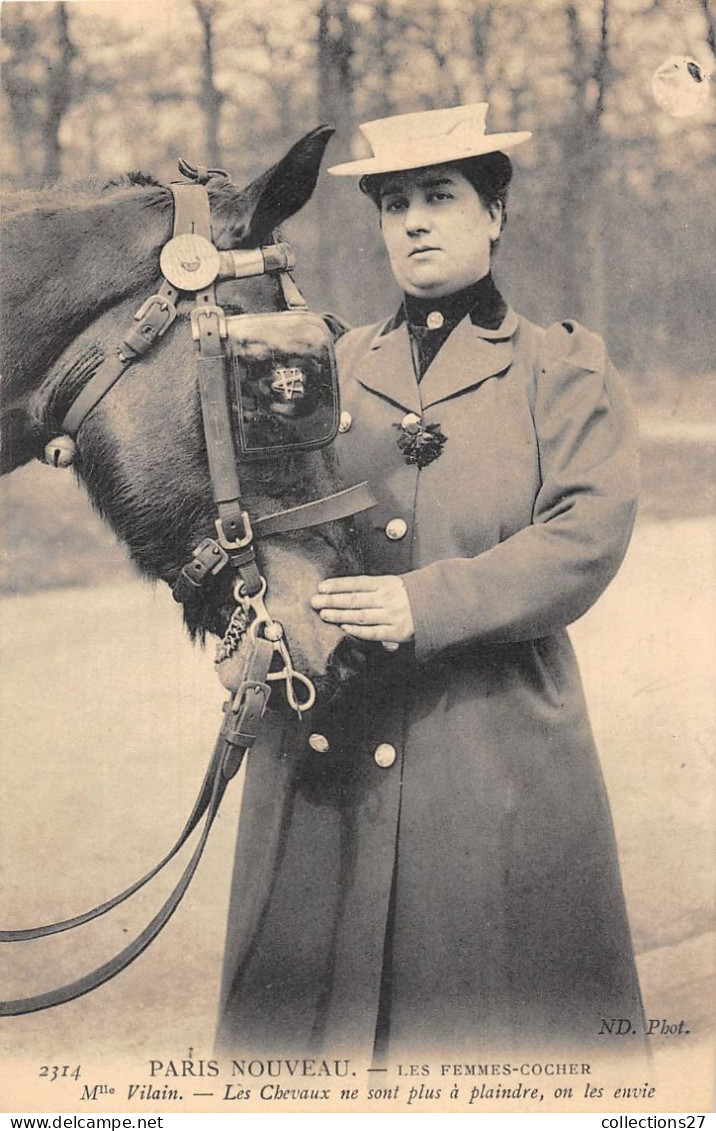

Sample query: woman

[217,104,644,1059]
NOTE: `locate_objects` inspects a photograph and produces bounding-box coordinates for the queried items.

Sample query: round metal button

[385,518,407,541]
[426,310,444,329]
[338,410,352,433]
[374,743,397,768]
[400,412,421,430]
[308,733,330,754]
[159,232,221,291]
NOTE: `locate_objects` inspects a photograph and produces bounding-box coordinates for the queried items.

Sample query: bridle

[0,164,375,1016]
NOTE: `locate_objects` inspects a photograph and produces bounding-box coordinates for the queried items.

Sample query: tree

[698,0,715,55]
[193,0,224,167]
[43,3,76,181]
[556,0,612,331]
[1,1,76,184]
[315,0,357,311]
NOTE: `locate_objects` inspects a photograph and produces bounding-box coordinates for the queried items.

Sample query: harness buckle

[191,304,228,341]
[215,512,253,551]
[193,537,229,575]
[172,537,229,604]
[221,680,271,757]
[133,294,177,337]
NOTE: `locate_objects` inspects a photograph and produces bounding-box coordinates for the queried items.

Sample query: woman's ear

[488,200,505,241]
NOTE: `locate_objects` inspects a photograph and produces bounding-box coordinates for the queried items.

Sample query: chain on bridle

[0,163,375,1016]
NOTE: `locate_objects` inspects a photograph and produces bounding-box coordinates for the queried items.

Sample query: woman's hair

[359,151,513,233]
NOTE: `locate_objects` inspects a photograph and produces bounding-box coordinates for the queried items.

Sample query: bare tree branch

[565,2,589,110]
[697,0,715,57]
[594,0,610,120]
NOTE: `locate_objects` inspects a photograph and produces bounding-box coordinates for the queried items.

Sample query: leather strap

[0,734,241,1017]
[0,619,273,1015]
[252,481,376,538]
[172,482,377,607]
[0,739,224,943]
[61,280,177,437]
[176,181,262,594]
[171,182,211,237]
[196,345,247,540]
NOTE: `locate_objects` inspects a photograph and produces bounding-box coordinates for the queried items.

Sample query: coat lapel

[355,322,423,415]
[419,307,519,411]
[352,308,519,416]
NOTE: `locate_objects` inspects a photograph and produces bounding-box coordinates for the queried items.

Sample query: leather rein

[0,167,375,1016]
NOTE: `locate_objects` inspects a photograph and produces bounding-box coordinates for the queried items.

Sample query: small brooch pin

[394,413,448,469]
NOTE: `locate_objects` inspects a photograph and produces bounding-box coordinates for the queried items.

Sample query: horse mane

[102,171,163,190]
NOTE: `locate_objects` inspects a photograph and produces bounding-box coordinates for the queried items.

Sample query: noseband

[1,165,375,1016]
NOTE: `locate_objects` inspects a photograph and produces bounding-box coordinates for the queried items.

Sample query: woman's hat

[327,103,531,177]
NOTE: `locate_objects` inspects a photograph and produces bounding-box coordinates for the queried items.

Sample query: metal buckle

[191,304,228,341]
[192,537,229,576]
[215,511,253,550]
[134,294,177,336]
[221,680,272,758]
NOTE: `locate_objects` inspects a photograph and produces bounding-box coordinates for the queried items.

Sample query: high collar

[401,272,507,332]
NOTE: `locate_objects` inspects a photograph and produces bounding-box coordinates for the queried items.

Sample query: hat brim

[327,131,532,176]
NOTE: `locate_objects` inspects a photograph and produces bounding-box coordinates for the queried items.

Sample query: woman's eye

[429,191,452,202]
[384,199,407,214]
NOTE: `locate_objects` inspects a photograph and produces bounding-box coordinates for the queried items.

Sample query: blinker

[227,310,340,458]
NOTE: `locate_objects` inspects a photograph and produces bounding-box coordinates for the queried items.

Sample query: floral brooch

[393,413,448,469]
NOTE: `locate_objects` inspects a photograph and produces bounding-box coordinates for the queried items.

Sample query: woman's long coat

[217,307,644,1058]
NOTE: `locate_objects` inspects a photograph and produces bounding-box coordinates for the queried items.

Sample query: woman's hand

[311,575,415,645]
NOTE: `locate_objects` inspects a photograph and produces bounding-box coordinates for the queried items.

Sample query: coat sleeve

[401,321,640,663]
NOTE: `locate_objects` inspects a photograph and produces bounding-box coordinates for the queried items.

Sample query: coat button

[385,517,407,541]
[338,411,352,433]
[373,743,397,768]
[308,733,330,753]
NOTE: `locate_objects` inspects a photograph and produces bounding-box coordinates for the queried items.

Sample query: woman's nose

[404,200,430,234]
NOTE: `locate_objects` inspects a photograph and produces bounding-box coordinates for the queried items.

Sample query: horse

[0,127,365,696]
[0,128,370,1015]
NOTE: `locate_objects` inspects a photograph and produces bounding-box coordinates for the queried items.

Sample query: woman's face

[378,163,502,298]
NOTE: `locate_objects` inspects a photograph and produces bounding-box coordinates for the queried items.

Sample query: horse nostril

[329,637,367,685]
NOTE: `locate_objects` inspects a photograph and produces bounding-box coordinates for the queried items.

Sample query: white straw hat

[327,103,531,177]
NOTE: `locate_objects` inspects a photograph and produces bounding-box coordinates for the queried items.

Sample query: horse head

[1,129,366,708]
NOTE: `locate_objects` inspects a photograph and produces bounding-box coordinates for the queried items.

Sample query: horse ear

[240,126,335,245]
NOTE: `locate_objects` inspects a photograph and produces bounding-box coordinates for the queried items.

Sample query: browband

[60,240,300,439]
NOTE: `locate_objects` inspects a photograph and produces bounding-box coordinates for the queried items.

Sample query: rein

[0,166,374,1016]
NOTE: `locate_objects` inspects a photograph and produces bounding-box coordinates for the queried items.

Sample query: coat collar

[357,307,519,413]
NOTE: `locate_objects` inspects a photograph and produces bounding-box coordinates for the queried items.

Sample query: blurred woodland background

[1,0,714,366]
